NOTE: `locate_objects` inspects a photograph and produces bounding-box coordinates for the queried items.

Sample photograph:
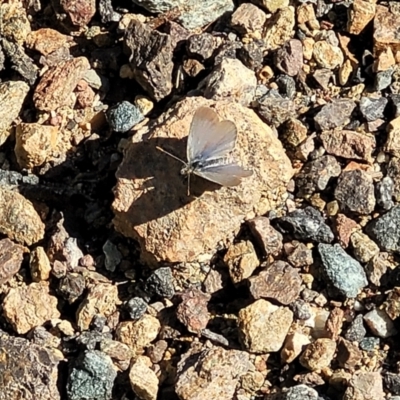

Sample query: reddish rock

[176,288,211,334]
[60,0,96,27]
[248,261,302,305]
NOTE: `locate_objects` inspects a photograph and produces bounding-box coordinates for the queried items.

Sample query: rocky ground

[1,0,400,399]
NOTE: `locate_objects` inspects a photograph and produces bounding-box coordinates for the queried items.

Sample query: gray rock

[126,297,148,320]
[177,0,235,30]
[265,384,319,400]
[132,0,234,30]
[335,169,376,215]
[107,101,144,133]
[376,176,394,210]
[102,240,122,272]
[145,267,175,298]
[67,350,117,400]
[359,336,379,351]
[275,206,334,243]
[314,99,356,130]
[390,94,400,117]
[364,309,397,338]
[359,96,388,122]
[295,155,341,198]
[384,373,400,396]
[344,314,366,342]
[257,90,296,127]
[318,243,368,298]
[131,0,183,13]
[375,66,394,91]
[290,299,312,320]
[366,205,400,253]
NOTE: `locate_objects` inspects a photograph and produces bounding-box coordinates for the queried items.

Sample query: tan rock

[313,41,344,70]
[129,356,159,400]
[254,0,289,13]
[281,331,310,364]
[112,97,293,264]
[200,58,256,106]
[76,283,121,331]
[263,7,295,51]
[0,2,31,45]
[176,343,251,400]
[223,241,259,284]
[0,81,30,145]
[299,338,336,371]
[116,315,160,354]
[374,47,395,72]
[0,187,45,246]
[3,282,60,334]
[30,246,52,282]
[302,37,315,60]
[374,5,400,56]
[231,3,267,35]
[347,0,377,35]
[343,372,385,400]
[350,230,379,263]
[238,299,293,353]
[338,59,353,85]
[15,123,58,169]
[0,238,26,285]
[385,116,400,156]
[33,57,90,111]
[297,3,320,31]
[26,28,72,56]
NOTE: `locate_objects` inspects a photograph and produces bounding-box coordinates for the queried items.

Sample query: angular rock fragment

[318,243,368,298]
[125,19,174,101]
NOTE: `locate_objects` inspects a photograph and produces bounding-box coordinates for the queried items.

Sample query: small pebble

[145,267,175,299]
[126,297,148,320]
[107,101,144,133]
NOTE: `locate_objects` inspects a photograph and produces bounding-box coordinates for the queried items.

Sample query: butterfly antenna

[156,146,185,164]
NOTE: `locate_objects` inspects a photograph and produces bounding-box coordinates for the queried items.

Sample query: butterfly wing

[187,107,237,163]
[194,162,253,187]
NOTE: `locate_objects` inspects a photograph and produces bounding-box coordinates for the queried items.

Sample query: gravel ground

[1,0,400,399]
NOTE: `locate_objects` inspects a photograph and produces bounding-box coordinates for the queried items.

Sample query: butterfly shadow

[115,136,221,226]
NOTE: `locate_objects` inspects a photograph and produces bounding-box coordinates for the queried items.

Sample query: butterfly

[157,106,253,195]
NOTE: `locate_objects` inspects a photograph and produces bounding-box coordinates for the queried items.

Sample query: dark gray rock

[359,96,388,122]
[145,267,175,298]
[276,74,296,99]
[107,101,144,133]
[290,299,312,320]
[275,206,334,243]
[344,314,367,342]
[318,243,368,298]
[126,297,148,320]
[384,372,400,395]
[102,240,122,272]
[295,155,341,198]
[366,205,400,253]
[335,170,376,215]
[390,94,400,117]
[125,19,174,101]
[187,33,220,61]
[257,89,296,127]
[67,350,116,400]
[237,40,264,71]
